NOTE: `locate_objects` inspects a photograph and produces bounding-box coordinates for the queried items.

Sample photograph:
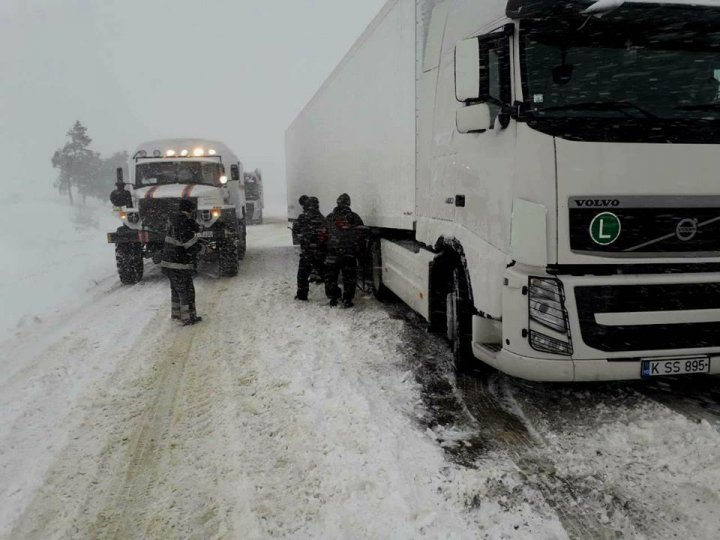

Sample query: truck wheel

[370,239,390,301]
[218,240,239,277]
[447,266,473,372]
[116,243,143,284]
[238,224,247,260]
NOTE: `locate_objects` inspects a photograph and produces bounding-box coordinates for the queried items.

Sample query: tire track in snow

[5,277,230,540]
[635,375,720,431]
[87,281,229,540]
[394,305,633,540]
[503,378,719,540]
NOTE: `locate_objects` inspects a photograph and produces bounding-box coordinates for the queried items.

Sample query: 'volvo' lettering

[574,199,621,208]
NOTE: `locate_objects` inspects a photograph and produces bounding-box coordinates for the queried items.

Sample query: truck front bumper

[107,228,230,244]
[480,346,720,382]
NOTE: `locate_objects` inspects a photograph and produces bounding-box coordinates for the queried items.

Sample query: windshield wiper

[675,103,720,112]
[537,101,659,119]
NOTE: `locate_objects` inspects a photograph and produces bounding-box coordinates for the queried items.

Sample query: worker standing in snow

[293,196,327,301]
[324,193,365,308]
[161,199,203,325]
[109,180,133,208]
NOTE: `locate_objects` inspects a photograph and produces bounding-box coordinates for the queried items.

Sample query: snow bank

[0,195,119,341]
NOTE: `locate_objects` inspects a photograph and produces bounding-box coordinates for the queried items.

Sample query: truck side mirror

[457,103,492,134]
[116,167,124,183]
[231,164,240,181]
[455,38,482,102]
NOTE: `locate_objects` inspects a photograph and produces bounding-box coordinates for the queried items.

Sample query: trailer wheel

[370,239,390,301]
[116,243,143,285]
[218,240,239,277]
[447,266,473,372]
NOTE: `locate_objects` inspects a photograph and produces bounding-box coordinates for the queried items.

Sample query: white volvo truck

[287,0,720,381]
[108,139,247,283]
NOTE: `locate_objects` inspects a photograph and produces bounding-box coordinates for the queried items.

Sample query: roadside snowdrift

[0,196,118,341]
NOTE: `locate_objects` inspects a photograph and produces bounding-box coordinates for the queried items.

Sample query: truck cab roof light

[193,147,205,156]
[166,150,176,157]
[208,149,217,155]
[180,149,189,156]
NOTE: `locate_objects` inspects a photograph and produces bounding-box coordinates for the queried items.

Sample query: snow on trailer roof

[507,0,720,18]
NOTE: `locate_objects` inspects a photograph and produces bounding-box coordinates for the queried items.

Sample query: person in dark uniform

[324,193,365,308]
[292,196,327,301]
[110,180,133,208]
[161,199,203,325]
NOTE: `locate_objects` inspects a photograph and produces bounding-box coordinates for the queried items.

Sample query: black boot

[295,291,308,301]
[183,316,203,326]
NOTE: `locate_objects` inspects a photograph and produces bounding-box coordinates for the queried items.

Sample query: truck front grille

[139,198,197,233]
[575,282,720,352]
[569,197,720,256]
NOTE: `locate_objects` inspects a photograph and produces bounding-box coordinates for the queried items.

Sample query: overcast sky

[0,0,386,211]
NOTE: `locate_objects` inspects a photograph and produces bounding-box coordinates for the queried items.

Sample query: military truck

[108,138,247,283]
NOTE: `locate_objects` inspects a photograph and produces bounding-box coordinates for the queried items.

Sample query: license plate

[641,357,711,378]
[198,231,215,238]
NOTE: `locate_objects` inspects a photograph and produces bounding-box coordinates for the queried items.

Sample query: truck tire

[238,223,247,260]
[218,240,239,277]
[370,239,390,301]
[116,243,143,285]
[447,266,473,372]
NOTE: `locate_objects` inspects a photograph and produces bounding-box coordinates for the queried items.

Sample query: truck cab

[108,139,247,283]
[243,169,264,225]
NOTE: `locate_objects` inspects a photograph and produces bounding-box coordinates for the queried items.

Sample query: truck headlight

[211,207,221,218]
[529,278,568,333]
[528,277,573,356]
[529,331,573,356]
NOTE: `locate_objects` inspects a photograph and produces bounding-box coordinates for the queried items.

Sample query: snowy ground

[0,196,119,341]
[1,218,720,539]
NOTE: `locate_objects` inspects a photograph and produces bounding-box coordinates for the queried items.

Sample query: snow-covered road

[1,220,719,539]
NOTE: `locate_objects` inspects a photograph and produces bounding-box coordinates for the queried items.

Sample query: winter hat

[337,193,351,207]
[179,198,196,213]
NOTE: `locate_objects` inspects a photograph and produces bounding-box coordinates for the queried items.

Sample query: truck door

[453,29,515,247]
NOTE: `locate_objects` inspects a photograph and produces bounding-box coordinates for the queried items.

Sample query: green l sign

[589,212,621,245]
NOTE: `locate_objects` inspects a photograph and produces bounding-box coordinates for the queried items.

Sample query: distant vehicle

[108,138,247,283]
[287,0,720,382]
[244,169,264,225]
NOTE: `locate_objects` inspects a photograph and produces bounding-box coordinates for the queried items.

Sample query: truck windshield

[136,161,223,187]
[521,16,720,142]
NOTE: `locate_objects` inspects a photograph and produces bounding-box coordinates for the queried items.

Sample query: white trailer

[287,0,720,381]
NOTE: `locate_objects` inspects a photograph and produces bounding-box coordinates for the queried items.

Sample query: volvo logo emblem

[676,218,699,242]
